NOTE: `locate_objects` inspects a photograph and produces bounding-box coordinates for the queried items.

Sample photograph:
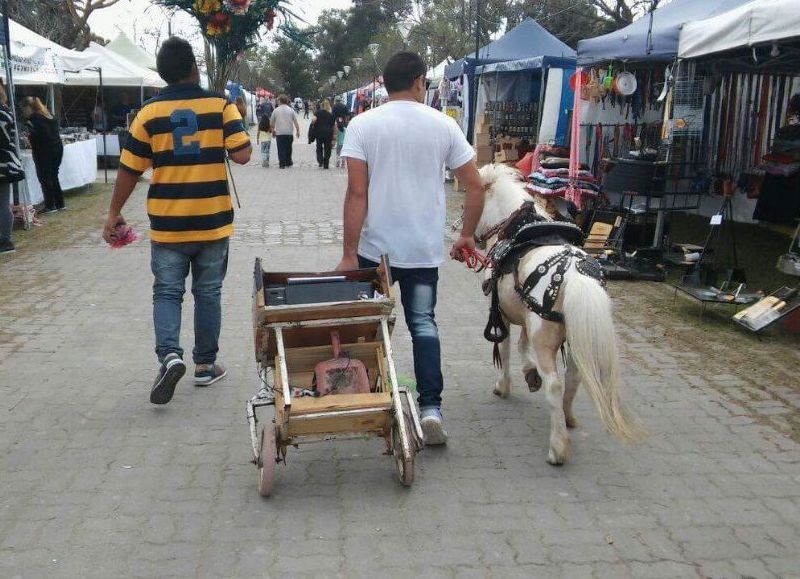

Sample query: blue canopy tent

[577,0,753,65]
[444,18,575,144]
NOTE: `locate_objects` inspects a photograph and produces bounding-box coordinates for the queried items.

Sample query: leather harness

[480,202,605,367]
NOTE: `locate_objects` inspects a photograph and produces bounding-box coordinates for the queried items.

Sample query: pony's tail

[563,272,646,443]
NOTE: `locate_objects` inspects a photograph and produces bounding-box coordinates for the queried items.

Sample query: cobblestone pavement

[1,123,799,579]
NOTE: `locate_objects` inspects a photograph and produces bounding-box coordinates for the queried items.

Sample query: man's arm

[228,144,252,165]
[450,158,484,259]
[293,113,300,138]
[102,168,138,243]
[335,158,368,271]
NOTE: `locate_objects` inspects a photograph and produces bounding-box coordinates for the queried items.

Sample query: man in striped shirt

[102,37,251,405]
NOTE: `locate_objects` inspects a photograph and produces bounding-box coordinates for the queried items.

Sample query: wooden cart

[247,256,424,496]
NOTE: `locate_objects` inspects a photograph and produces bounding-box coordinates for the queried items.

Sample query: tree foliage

[8,0,121,49]
[241,0,658,97]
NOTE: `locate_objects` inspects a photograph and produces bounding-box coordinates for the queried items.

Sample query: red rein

[459,248,492,272]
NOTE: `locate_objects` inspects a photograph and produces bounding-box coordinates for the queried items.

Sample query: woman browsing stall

[20,96,65,213]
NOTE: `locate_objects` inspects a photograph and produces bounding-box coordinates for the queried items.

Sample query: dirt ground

[445,187,800,443]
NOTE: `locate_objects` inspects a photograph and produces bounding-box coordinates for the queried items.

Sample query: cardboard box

[494,148,519,163]
[474,132,491,146]
[475,145,495,166]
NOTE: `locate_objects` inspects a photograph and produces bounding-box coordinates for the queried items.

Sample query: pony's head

[475,164,546,239]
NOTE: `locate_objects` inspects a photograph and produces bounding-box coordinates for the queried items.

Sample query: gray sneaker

[420,407,448,446]
[194,362,227,386]
[150,353,186,405]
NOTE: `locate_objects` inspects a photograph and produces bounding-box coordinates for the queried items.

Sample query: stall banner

[7,45,62,84]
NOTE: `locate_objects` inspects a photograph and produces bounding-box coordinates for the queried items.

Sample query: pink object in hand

[110,224,138,249]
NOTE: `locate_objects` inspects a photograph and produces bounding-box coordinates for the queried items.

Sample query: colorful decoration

[224,0,250,15]
[206,11,232,36]
[157,0,299,91]
[193,0,220,15]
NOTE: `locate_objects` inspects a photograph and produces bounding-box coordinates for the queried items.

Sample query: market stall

[445,18,575,142]
[62,41,166,167]
[21,139,96,205]
[473,55,575,161]
[672,0,800,324]
[2,18,99,213]
[570,0,757,280]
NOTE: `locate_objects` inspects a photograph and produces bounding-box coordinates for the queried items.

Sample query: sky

[89,0,351,54]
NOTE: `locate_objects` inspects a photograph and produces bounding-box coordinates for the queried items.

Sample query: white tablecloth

[21,139,97,205]
[94,134,121,157]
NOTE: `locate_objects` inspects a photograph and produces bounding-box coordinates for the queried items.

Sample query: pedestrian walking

[333,97,348,119]
[336,51,485,445]
[262,97,274,120]
[312,99,335,169]
[257,115,272,168]
[0,80,25,255]
[101,36,252,405]
[270,94,300,169]
[19,96,64,213]
[303,99,310,119]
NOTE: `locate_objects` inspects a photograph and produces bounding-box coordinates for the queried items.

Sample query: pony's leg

[533,338,570,466]
[564,354,579,429]
[493,334,513,399]
[518,331,542,392]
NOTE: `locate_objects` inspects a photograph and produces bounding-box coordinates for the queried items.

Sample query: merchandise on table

[485,100,539,139]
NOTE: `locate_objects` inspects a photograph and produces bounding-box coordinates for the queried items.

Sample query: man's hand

[335,254,359,272]
[296,130,301,138]
[103,214,126,244]
[450,234,476,262]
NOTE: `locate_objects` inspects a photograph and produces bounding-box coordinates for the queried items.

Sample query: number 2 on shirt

[171,109,200,156]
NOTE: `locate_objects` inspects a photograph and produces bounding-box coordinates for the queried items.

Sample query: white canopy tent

[679,0,800,59]
[64,42,165,88]
[426,58,453,84]
[105,31,158,71]
[1,18,98,85]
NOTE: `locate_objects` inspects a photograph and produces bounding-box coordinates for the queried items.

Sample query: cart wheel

[391,423,415,487]
[258,425,277,497]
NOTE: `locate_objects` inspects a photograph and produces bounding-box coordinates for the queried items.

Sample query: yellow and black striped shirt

[119,83,250,243]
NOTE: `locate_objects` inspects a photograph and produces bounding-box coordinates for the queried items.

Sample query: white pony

[474,164,643,465]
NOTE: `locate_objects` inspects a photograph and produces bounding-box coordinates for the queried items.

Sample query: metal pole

[468,0,481,145]
[537,66,549,139]
[98,68,108,184]
[2,1,31,228]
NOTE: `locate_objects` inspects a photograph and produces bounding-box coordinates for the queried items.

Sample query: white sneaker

[420,407,448,446]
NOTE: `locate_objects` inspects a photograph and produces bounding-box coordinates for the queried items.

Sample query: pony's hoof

[525,369,542,392]
[547,451,566,466]
[565,415,578,429]
[493,386,510,399]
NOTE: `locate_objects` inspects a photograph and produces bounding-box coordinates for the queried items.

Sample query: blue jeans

[359,256,443,409]
[151,238,229,365]
[260,141,271,166]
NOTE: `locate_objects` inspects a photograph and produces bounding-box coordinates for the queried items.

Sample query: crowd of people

[254,95,352,170]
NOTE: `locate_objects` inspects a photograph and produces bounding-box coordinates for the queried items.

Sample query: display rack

[733,286,800,335]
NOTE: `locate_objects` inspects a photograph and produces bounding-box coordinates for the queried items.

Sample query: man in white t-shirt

[270,94,300,169]
[337,52,484,445]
